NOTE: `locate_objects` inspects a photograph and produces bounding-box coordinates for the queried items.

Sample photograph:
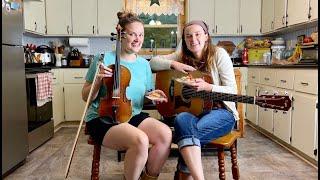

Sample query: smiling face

[122,21,144,54]
[183,24,209,58]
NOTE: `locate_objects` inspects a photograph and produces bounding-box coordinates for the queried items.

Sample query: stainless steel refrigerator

[2,0,28,176]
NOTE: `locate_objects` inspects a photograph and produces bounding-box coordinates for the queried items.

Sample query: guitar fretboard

[182,88,255,104]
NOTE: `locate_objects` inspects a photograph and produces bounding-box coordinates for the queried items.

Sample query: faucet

[149,39,157,57]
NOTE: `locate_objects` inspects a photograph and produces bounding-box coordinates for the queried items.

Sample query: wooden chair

[202,69,244,180]
[84,125,101,180]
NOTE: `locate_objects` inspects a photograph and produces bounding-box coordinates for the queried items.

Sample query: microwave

[300,45,318,64]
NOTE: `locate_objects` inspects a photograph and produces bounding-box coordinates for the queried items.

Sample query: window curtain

[126,0,184,16]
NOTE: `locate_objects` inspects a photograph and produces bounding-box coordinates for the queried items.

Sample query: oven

[25,67,54,152]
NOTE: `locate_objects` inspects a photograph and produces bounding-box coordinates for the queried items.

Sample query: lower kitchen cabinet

[291,92,317,158]
[51,69,65,127]
[64,84,86,121]
[246,67,318,161]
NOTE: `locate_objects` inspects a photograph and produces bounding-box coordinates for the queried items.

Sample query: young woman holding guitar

[82,11,171,180]
[150,20,239,180]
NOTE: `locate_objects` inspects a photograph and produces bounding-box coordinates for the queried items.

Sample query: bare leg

[180,146,205,180]
[102,123,149,180]
[138,118,172,176]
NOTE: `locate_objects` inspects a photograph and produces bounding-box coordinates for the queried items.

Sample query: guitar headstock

[255,95,292,111]
[110,24,125,41]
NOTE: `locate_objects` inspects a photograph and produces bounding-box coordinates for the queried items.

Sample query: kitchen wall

[22,25,317,56]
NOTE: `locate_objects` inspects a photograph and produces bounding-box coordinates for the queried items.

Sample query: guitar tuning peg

[110,37,116,41]
[111,32,117,36]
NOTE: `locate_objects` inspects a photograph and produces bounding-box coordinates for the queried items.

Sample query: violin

[98,25,132,123]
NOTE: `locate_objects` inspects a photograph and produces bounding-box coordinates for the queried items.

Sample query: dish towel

[36,72,53,107]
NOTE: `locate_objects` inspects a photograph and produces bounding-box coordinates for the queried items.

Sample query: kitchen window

[125,0,186,55]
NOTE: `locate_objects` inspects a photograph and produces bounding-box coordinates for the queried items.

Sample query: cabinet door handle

[34,22,37,31]
[74,76,84,79]
[251,76,255,79]
[93,26,95,34]
[282,111,287,114]
[240,25,242,33]
[67,25,70,34]
[216,25,217,33]
[300,82,309,86]
[271,21,274,30]
[282,15,285,25]
[264,77,270,81]
[280,79,287,83]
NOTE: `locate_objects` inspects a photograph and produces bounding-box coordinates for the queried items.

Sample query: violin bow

[64,55,104,179]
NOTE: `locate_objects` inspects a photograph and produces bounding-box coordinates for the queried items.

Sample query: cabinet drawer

[260,69,276,86]
[275,69,294,89]
[51,69,63,85]
[294,70,318,94]
[63,69,88,84]
[248,68,260,83]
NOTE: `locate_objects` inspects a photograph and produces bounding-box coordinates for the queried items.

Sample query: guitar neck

[194,91,255,104]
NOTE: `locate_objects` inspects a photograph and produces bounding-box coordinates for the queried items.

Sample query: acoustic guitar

[155,70,292,118]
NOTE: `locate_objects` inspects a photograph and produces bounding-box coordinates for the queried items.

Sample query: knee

[131,132,149,152]
[159,126,172,145]
[174,112,190,127]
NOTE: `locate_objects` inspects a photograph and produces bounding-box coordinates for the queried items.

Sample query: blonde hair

[117,11,143,31]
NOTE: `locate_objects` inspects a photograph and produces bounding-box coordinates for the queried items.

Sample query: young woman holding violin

[82,11,172,180]
[150,20,239,180]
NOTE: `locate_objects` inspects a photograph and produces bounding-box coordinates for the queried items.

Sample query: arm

[211,48,237,94]
[149,50,196,73]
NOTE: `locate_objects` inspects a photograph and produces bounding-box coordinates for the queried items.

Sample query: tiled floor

[4,124,318,180]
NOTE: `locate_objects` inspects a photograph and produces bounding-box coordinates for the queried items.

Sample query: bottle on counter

[61,56,68,67]
[242,48,248,65]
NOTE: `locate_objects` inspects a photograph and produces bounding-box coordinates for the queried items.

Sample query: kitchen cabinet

[71,0,97,35]
[23,0,46,34]
[97,0,124,36]
[261,0,274,33]
[291,69,318,159]
[45,0,72,35]
[258,86,274,133]
[63,69,87,121]
[214,0,239,35]
[246,67,318,160]
[287,0,309,26]
[273,0,287,30]
[188,0,215,34]
[51,69,65,127]
[239,0,261,35]
[309,0,318,21]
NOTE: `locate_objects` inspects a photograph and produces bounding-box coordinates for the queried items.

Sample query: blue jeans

[174,108,236,173]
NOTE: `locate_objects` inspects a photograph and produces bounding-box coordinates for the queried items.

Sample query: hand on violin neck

[97,64,113,81]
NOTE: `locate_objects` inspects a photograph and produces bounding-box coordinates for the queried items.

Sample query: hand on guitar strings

[187,78,213,92]
[97,63,113,81]
[170,61,196,74]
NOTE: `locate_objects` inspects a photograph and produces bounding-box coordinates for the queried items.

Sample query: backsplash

[22,25,317,55]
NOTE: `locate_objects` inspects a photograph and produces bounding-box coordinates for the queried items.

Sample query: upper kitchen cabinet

[97,0,123,36]
[239,0,261,35]
[309,0,318,21]
[261,0,274,33]
[188,0,215,34]
[214,0,239,35]
[71,0,97,35]
[273,0,287,30]
[46,0,72,35]
[287,0,309,26]
[23,0,46,34]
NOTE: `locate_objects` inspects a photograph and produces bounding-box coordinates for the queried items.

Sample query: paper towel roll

[69,38,89,47]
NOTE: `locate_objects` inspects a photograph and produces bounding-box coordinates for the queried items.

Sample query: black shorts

[86,112,150,145]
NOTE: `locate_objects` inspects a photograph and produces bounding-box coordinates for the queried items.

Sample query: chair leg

[91,144,101,180]
[230,142,239,180]
[217,148,226,180]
